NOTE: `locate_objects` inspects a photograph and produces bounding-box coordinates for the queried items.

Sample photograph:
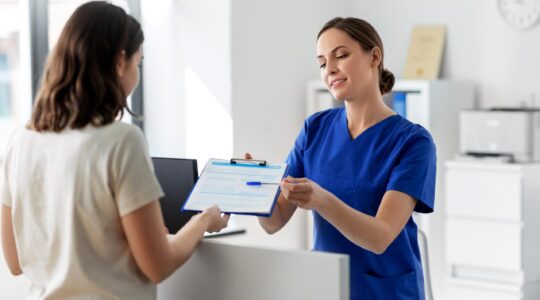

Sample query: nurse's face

[317,28,379,101]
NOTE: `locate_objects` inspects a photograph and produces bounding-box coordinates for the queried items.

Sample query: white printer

[459,108,540,162]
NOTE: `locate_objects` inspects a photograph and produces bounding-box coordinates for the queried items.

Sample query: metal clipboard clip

[230,158,267,166]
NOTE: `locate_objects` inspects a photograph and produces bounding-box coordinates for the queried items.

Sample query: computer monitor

[152,157,198,234]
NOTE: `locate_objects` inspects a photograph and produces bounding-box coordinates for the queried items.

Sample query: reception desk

[158,240,349,300]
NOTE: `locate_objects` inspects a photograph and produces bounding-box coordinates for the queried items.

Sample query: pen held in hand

[245,181,280,186]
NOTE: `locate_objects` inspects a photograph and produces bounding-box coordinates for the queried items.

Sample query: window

[0,1,31,294]
[0,0,30,152]
[0,0,142,155]
[0,53,12,117]
[48,0,130,50]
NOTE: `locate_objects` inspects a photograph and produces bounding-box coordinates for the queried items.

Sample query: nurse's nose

[325,60,338,76]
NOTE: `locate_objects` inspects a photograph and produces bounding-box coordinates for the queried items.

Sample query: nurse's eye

[319,63,326,69]
[337,54,348,60]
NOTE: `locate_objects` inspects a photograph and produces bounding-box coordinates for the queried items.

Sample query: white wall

[231,0,351,162]
[228,0,352,250]
[143,0,352,251]
[142,0,232,162]
[354,0,540,108]
[477,1,540,108]
[142,0,186,158]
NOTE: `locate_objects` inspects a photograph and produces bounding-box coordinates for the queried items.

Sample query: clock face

[498,0,540,29]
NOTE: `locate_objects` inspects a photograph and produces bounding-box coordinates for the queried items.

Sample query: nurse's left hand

[280,177,332,211]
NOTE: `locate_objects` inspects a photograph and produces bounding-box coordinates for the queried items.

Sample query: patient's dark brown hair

[29,1,144,132]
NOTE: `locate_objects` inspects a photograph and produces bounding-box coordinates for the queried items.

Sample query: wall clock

[498,0,540,29]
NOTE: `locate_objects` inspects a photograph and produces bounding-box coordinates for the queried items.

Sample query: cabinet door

[446,168,522,221]
[447,218,522,272]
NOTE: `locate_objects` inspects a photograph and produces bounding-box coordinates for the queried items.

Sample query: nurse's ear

[370,47,382,68]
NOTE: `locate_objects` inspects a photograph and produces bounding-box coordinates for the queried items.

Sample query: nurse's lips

[330,78,346,88]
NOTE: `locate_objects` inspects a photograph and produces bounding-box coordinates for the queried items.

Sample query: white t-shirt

[1,122,164,299]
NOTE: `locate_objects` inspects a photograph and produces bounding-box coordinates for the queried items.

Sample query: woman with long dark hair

[1,2,228,299]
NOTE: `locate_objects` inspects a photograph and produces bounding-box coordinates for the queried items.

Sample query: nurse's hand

[280,177,332,211]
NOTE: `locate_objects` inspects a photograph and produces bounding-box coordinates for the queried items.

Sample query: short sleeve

[285,121,308,178]
[1,130,17,207]
[111,126,164,216]
[1,157,12,207]
[386,133,437,213]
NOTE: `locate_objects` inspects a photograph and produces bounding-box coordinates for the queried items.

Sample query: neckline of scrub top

[339,107,399,142]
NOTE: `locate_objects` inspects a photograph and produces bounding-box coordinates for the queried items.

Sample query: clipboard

[181,158,288,216]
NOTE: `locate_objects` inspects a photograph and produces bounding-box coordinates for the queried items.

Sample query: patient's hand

[201,205,230,233]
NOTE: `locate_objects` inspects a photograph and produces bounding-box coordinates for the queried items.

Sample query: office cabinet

[445,161,540,300]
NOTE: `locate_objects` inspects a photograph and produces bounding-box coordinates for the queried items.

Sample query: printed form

[182,159,287,216]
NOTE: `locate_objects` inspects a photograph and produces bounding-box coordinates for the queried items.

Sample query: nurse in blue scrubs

[255,17,436,300]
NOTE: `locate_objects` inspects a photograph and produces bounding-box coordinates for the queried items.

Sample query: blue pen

[246,181,280,186]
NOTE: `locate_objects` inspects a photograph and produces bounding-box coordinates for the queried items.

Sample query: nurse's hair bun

[379,68,395,95]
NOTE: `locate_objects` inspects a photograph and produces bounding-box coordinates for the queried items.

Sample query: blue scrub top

[286,107,436,300]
